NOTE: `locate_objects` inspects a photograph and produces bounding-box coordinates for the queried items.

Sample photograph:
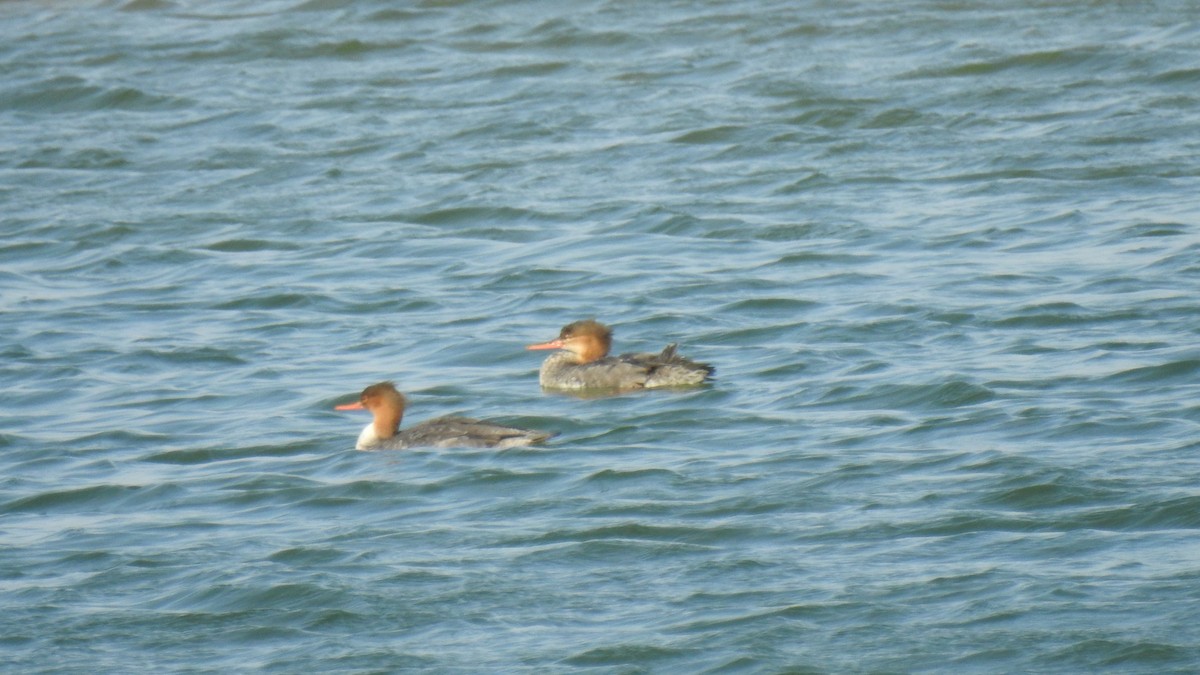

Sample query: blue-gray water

[3,0,1200,672]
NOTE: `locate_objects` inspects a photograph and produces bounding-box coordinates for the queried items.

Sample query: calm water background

[3,0,1200,671]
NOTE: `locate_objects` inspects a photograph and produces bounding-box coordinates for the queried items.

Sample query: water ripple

[3,0,1200,672]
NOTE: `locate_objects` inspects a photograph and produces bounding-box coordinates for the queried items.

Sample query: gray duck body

[538,343,714,391]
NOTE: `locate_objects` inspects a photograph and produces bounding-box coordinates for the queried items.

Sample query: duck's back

[539,344,713,390]
[394,416,554,449]
[540,352,652,390]
[629,343,714,388]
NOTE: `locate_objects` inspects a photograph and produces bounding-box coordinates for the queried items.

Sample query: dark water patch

[1035,415,1181,444]
[480,267,597,291]
[520,14,639,44]
[771,169,836,193]
[1150,67,1200,85]
[74,221,139,245]
[720,298,820,316]
[1041,637,1197,671]
[5,484,143,513]
[532,27,642,52]
[951,450,1066,478]
[783,102,870,130]
[908,47,1109,80]
[671,125,749,144]
[1,76,186,113]
[1071,275,1173,295]
[707,323,807,345]
[224,28,323,61]
[421,468,563,497]
[228,624,312,643]
[340,297,440,315]
[212,293,318,310]
[309,38,417,59]
[56,549,123,569]
[524,522,743,548]
[288,0,358,12]
[98,86,187,111]
[510,535,717,564]
[641,212,751,238]
[201,239,301,253]
[0,243,61,268]
[1078,495,1200,531]
[58,429,172,447]
[924,309,977,327]
[219,473,327,503]
[1104,359,1200,384]
[855,512,1046,539]
[266,546,353,565]
[927,225,1030,250]
[120,0,174,11]
[980,475,1126,511]
[0,634,35,648]
[130,345,248,366]
[581,467,686,486]
[699,655,775,674]
[897,408,1017,439]
[482,60,570,79]
[1112,220,1190,239]
[564,643,689,667]
[580,499,702,520]
[564,424,641,444]
[990,302,1145,328]
[683,492,822,519]
[670,592,856,633]
[96,244,212,270]
[408,205,552,227]
[1145,243,1200,273]
[861,107,931,129]
[749,222,840,242]
[141,441,327,465]
[267,651,440,672]
[17,147,130,170]
[1078,134,1154,147]
[160,580,361,614]
[1096,641,1196,668]
[303,608,374,632]
[816,380,995,411]
[440,226,547,243]
[757,360,810,380]
[804,271,890,289]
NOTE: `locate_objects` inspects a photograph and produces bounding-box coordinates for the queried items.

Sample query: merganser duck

[335,381,554,450]
[526,319,714,391]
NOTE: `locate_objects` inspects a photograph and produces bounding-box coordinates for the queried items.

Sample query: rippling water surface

[3,0,1200,671]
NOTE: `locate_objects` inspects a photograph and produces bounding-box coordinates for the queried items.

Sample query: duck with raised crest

[526,319,714,391]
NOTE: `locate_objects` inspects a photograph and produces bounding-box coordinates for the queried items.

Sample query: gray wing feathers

[401,417,555,449]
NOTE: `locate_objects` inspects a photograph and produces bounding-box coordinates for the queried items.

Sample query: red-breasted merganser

[526,319,714,391]
[335,381,555,450]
